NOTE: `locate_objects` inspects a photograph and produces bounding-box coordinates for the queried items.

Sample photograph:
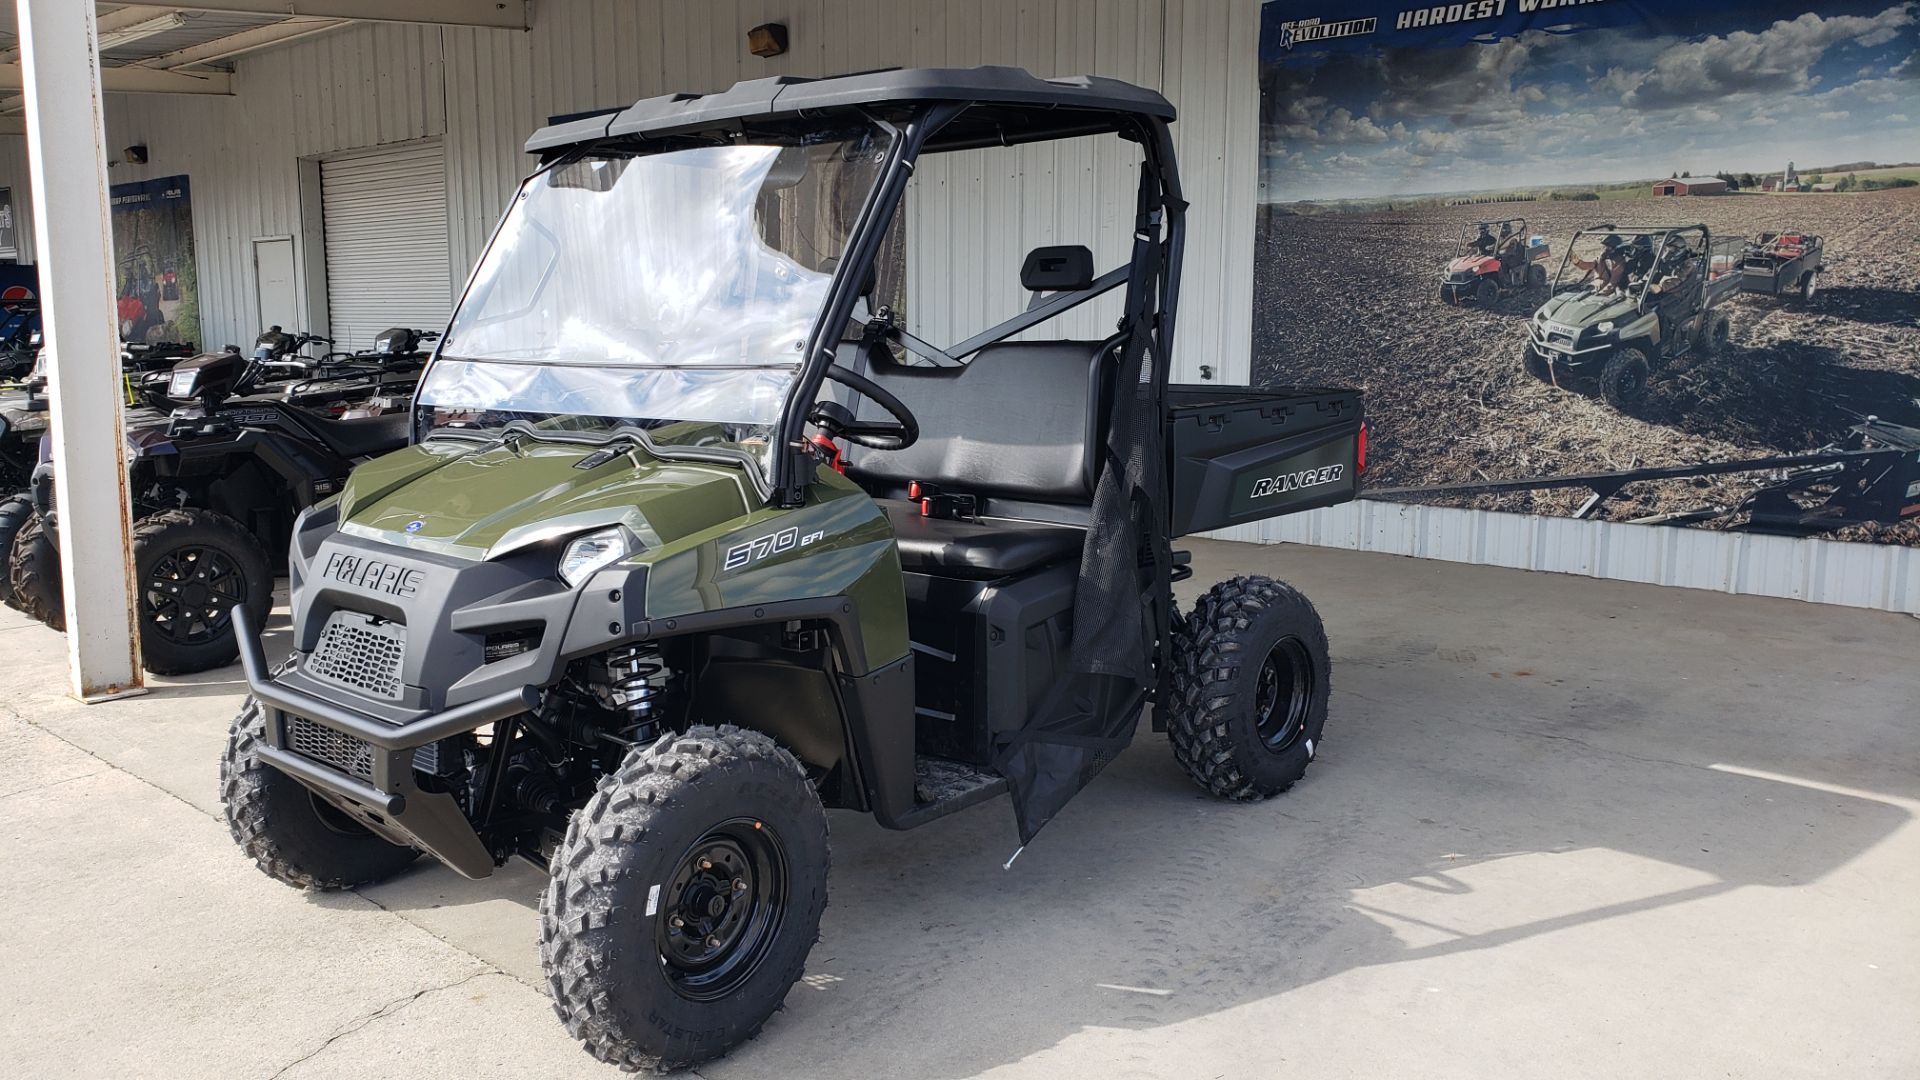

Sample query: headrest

[1020,245,1094,292]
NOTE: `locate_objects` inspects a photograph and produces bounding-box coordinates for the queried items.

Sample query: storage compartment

[901,564,1076,766]
[1166,384,1363,536]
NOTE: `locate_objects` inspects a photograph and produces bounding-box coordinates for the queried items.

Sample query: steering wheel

[811,364,919,451]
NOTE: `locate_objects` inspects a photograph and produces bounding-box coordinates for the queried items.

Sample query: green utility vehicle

[221,67,1366,1071]
[1523,224,1743,408]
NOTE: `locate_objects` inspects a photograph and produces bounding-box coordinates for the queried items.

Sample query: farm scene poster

[1254,0,1920,546]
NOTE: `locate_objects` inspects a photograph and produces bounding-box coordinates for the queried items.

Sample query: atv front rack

[231,605,538,878]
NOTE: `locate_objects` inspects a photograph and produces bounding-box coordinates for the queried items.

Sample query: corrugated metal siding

[1258,501,1920,614]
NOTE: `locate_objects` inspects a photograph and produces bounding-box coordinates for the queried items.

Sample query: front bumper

[1526,325,1614,371]
[233,604,538,878]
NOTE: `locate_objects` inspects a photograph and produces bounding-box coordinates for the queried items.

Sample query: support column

[16,0,144,700]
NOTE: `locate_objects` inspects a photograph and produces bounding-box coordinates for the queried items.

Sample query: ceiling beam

[0,7,181,64]
[0,63,232,94]
[139,16,347,69]
[146,1,528,30]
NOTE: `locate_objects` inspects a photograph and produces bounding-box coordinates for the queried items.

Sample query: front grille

[283,714,375,782]
[308,611,406,699]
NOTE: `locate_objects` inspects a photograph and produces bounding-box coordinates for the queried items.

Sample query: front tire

[0,491,35,605]
[1598,347,1651,410]
[1474,277,1498,306]
[8,510,62,628]
[134,508,273,674]
[1521,341,1552,382]
[1167,576,1332,801]
[542,725,829,1073]
[221,694,419,890]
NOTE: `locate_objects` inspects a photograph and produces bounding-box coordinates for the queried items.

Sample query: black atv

[12,344,414,673]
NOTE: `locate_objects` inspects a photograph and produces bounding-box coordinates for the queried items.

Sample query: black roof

[525,66,1175,155]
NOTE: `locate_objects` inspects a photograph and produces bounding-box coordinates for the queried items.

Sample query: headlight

[559,526,635,587]
[1595,321,1615,335]
[168,368,198,398]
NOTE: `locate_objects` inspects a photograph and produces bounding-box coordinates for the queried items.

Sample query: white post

[16,0,144,700]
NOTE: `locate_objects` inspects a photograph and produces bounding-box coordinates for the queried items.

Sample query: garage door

[320,141,451,352]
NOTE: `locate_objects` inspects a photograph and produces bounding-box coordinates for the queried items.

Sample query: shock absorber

[593,642,674,738]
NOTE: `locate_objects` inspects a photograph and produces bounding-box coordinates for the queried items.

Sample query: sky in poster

[1260,0,1920,200]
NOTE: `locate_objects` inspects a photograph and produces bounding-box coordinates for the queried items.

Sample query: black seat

[844,341,1111,579]
[878,500,1084,579]
[289,408,411,460]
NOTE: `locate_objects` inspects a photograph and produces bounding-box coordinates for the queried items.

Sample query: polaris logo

[1250,464,1345,499]
[322,553,423,597]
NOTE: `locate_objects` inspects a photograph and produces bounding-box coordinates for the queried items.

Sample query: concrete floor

[1,539,1915,1079]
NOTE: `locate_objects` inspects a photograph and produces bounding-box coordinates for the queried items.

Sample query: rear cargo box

[1166,384,1363,537]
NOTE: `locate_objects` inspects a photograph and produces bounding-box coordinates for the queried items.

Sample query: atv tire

[1474,278,1498,306]
[1521,342,1553,382]
[1598,347,1652,410]
[0,491,34,605]
[221,689,418,890]
[134,508,273,675]
[1529,263,1548,289]
[1702,312,1733,361]
[1167,575,1331,801]
[8,511,62,628]
[543,725,829,1073]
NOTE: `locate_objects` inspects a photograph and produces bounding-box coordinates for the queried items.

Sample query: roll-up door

[319,141,451,351]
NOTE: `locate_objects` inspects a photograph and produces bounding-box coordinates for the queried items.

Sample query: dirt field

[1251,187,1920,542]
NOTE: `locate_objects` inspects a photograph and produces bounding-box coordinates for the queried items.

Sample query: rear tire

[134,508,273,674]
[542,725,829,1073]
[1167,576,1331,801]
[1598,347,1651,410]
[1529,263,1548,289]
[0,492,34,605]
[221,692,418,890]
[1702,312,1733,361]
[8,511,62,628]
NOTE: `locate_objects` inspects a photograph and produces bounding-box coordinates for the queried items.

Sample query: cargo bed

[1165,384,1364,536]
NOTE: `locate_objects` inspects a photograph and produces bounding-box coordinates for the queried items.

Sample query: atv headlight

[1595,321,1615,336]
[168,368,199,399]
[559,526,635,587]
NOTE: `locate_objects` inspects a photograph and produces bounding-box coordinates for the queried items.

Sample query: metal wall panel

[1256,501,1920,614]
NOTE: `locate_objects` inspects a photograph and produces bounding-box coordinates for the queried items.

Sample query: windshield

[416,124,894,477]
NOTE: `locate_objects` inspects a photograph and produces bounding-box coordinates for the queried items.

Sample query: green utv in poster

[1256,0,1920,545]
[111,174,200,350]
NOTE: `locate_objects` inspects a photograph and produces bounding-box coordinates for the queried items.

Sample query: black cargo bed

[1165,383,1363,536]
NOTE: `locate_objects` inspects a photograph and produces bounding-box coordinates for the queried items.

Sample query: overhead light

[747,23,788,59]
[97,12,190,53]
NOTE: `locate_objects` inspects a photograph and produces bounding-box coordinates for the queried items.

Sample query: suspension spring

[596,643,673,727]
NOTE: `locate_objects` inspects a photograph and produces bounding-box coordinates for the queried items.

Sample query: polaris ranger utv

[220,67,1365,1072]
[1523,224,1743,408]
[1438,217,1548,305]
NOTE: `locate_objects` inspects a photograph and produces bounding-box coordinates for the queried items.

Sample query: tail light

[1356,422,1368,475]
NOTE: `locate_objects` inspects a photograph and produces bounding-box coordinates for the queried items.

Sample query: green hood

[1538,288,1637,329]
[337,438,757,560]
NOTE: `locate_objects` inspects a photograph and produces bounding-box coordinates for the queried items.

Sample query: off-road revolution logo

[322,553,423,597]
[1277,16,1377,50]
[1250,464,1346,499]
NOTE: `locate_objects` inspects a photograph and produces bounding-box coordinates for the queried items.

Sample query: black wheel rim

[142,544,247,644]
[1253,637,1315,752]
[656,818,788,1002]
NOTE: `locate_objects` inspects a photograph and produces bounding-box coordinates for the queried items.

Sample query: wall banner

[1256,1,1920,546]
[110,174,201,350]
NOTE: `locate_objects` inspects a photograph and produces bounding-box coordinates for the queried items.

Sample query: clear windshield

[417,125,894,476]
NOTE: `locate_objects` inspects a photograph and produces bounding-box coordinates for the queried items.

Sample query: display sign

[110,174,200,349]
[0,187,16,262]
[1255,0,1920,546]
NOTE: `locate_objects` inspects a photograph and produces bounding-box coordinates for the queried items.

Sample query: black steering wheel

[811,364,919,451]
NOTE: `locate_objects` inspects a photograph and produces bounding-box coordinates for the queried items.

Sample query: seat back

[844,341,1111,503]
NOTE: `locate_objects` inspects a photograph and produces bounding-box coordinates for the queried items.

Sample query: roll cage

[506,68,1185,508]
[1553,223,1709,302]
